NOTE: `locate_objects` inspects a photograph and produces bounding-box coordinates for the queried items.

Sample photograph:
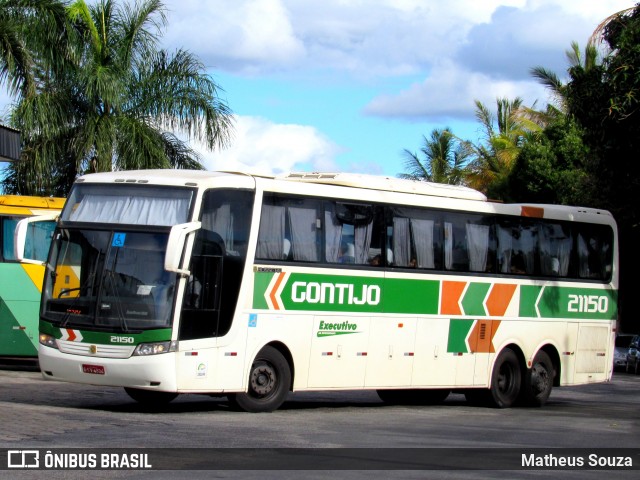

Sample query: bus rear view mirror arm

[165,221,201,276]
[14,213,60,264]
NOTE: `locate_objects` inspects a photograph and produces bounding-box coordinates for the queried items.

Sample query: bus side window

[257,195,321,263]
[287,202,320,262]
[444,216,470,271]
[539,222,572,277]
[389,207,439,269]
[256,203,286,260]
[497,219,538,276]
[1,216,21,261]
[577,226,613,280]
[325,202,376,265]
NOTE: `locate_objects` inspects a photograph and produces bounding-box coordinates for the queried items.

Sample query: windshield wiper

[104,269,130,333]
[59,253,101,328]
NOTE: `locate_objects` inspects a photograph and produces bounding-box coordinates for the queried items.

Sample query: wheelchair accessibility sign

[112,233,126,247]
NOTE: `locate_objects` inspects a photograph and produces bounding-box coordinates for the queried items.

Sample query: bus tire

[377,389,450,405]
[228,346,291,413]
[124,387,178,405]
[487,348,521,408]
[519,350,554,407]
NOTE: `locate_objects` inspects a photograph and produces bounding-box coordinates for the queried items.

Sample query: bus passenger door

[176,247,223,390]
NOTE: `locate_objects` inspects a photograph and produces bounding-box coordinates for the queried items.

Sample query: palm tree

[3,0,233,195]
[399,128,472,185]
[531,41,600,112]
[466,97,542,197]
[0,0,71,99]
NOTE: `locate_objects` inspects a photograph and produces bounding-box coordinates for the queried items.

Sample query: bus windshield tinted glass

[62,184,193,226]
[42,229,177,331]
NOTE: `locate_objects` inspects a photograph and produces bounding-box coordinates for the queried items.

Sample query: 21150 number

[567,294,609,313]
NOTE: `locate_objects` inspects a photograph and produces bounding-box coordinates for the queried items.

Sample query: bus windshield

[42,229,177,331]
[62,183,193,226]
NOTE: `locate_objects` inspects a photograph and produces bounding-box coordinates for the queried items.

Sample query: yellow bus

[30,171,617,411]
[1,195,65,358]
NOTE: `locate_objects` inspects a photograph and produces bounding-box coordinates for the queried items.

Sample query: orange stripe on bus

[521,206,544,218]
[440,281,466,315]
[468,320,501,353]
[269,272,286,310]
[485,284,517,317]
[67,329,77,342]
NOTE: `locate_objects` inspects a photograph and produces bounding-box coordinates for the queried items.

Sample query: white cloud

[363,61,548,121]
[162,0,632,77]
[161,0,496,76]
[160,0,635,122]
[455,1,633,81]
[191,115,342,175]
[3,0,636,133]
[363,0,634,119]
[163,0,305,73]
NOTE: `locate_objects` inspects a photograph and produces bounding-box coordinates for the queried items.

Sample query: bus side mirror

[14,213,59,264]
[165,221,201,276]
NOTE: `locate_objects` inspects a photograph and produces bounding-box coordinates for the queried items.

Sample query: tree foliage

[565,4,640,226]
[1,0,233,196]
[464,97,543,200]
[506,117,591,205]
[399,128,471,185]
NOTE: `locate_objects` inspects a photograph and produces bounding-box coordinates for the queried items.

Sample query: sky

[0,0,635,179]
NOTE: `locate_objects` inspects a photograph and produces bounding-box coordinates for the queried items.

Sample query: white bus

[27,170,618,412]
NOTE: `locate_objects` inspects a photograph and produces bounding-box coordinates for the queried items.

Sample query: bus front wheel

[489,348,521,408]
[228,346,291,413]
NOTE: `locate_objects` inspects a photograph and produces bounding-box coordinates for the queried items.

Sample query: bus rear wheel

[377,389,450,405]
[228,346,291,413]
[466,348,521,408]
[124,387,178,405]
[519,350,554,407]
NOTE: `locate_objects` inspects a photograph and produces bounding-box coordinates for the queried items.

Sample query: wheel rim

[498,362,517,395]
[249,361,277,398]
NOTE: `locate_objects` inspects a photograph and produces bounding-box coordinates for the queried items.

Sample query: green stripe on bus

[520,285,617,319]
[519,285,543,317]
[39,321,172,344]
[536,286,617,320]
[252,271,617,320]
[383,278,439,314]
[447,319,474,353]
[461,283,490,316]
[252,271,274,310]
[279,273,384,313]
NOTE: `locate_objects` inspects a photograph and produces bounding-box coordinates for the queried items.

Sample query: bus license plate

[82,364,105,375]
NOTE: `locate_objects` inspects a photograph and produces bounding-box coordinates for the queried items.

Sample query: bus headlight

[133,341,178,356]
[39,334,59,349]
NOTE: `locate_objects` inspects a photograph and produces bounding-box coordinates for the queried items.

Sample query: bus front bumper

[38,344,178,392]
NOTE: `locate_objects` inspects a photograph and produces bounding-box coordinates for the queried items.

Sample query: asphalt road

[0,365,638,480]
